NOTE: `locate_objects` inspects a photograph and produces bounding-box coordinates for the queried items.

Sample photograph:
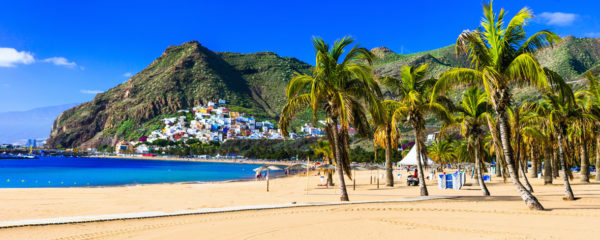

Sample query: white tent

[397,145,434,166]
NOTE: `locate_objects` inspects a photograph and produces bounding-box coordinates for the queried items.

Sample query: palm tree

[447,86,492,195]
[536,71,582,200]
[312,140,334,186]
[578,72,600,181]
[507,103,536,192]
[428,137,455,165]
[568,103,592,183]
[279,36,381,201]
[453,140,471,164]
[381,63,451,196]
[530,97,566,185]
[432,2,560,210]
[372,100,402,187]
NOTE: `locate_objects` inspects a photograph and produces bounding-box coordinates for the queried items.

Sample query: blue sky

[1,0,599,112]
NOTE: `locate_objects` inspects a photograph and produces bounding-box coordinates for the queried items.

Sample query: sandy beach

[0,170,599,239]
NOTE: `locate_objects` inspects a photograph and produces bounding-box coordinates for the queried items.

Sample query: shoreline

[86,154,299,166]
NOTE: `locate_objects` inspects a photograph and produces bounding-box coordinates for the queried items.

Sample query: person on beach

[255,171,262,180]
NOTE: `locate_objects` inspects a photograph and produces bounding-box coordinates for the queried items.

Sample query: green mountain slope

[373,36,600,81]
[218,51,311,117]
[536,36,600,81]
[47,41,311,148]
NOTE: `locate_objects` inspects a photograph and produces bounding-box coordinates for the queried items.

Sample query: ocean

[0,156,275,188]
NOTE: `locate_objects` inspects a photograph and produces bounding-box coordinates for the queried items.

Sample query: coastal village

[115,100,325,154]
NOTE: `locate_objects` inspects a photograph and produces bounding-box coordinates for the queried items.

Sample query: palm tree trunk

[596,135,600,181]
[497,111,544,210]
[495,152,503,177]
[414,127,428,196]
[552,145,560,178]
[329,121,349,201]
[384,124,394,187]
[566,140,575,180]
[486,118,505,179]
[514,135,521,179]
[326,157,334,186]
[519,143,534,193]
[474,138,490,196]
[544,145,553,185]
[580,137,590,183]
[557,130,576,200]
[530,146,538,178]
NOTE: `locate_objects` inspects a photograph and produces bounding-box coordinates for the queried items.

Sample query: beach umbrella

[286,164,308,175]
[253,165,283,192]
[316,164,337,188]
[350,163,367,170]
[317,164,336,170]
[350,164,367,190]
[253,165,282,172]
[253,166,268,172]
[286,163,308,170]
[362,163,385,188]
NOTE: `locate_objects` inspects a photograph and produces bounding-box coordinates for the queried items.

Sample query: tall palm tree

[279,36,381,201]
[588,72,600,181]
[312,140,334,186]
[432,2,560,210]
[507,103,536,192]
[568,105,592,183]
[372,100,402,187]
[382,63,451,196]
[538,88,578,200]
[578,72,600,181]
[448,86,492,196]
[534,70,587,200]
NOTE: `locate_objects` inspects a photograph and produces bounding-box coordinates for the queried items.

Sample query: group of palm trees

[279,2,600,210]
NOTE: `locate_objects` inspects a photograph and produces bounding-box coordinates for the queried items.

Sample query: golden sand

[0,170,598,239]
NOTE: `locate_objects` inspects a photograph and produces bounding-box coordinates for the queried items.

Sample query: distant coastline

[88,155,299,166]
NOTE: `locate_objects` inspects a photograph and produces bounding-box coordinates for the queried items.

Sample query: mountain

[0,103,78,144]
[536,36,600,81]
[370,46,395,59]
[372,44,470,79]
[373,36,600,81]
[49,37,600,148]
[47,41,312,148]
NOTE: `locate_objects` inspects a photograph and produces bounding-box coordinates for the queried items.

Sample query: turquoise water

[0,156,274,188]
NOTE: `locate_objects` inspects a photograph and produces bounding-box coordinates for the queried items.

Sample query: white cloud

[123,72,132,77]
[0,47,80,69]
[1,83,9,88]
[80,89,104,94]
[585,32,600,38]
[0,48,35,67]
[538,12,578,26]
[43,57,77,68]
